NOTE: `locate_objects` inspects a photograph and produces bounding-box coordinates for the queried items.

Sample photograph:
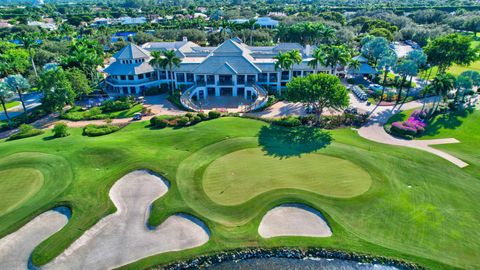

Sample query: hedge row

[82,124,121,137]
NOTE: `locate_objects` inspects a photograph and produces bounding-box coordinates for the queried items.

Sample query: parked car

[344,106,358,114]
[132,112,142,121]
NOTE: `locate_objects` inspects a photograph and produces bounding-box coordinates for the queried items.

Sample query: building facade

[104,38,334,106]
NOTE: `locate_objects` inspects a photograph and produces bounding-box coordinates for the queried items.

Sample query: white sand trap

[258,204,332,238]
[0,210,68,270]
[43,170,209,270]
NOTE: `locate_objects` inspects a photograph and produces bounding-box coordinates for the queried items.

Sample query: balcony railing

[217,80,234,86]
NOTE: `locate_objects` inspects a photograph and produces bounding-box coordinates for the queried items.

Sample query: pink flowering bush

[390,109,428,138]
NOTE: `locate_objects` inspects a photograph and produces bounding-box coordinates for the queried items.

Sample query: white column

[233,75,238,96]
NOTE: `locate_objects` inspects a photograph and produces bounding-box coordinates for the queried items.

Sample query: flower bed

[388,109,427,139]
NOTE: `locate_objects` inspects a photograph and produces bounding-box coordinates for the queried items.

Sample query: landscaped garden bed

[60,97,144,121]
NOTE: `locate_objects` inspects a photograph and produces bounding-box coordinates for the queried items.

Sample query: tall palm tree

[319,26,336,45]
[149,51,163,80]
[308,48,325,73]
[324,45,351,76]
[348,59,361,72]
[274,52,294,96]
[0,82,14,125]
[429,73,455,116]
[160,50,181,94]
[5,74,30,117]
[371,52,397,115]
[16,33,39,77]
[288,49,303,65]
[393,59,417,107]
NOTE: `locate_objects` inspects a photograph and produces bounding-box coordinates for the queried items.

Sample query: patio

[192,96,255,112]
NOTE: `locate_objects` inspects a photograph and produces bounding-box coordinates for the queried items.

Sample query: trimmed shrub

[191,116,202,124]
[208,110,221,119]
[273,116,302,127]
[101,100,131,112]
[197,112,207,120]
[83,124,120,137]
[177,116,190,126]
[7,124,44,141]
[52,123,69,138]
[150,116,169,128]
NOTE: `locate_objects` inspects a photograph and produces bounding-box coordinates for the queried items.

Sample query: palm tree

[371,52,397,115]
[149,51,163,81]
[319,26,336,45]
[324,45,351,76]
[429,73,455,116]
[393,59,418,107]
[348,58,361,72]
[274,52,295,96]
[5,74,30,117]
[288,50,303,65]
[308,48,325,73]
[160,50,181,94]
[244,19,257,45]
[16,33,39,77]
[0,82,14,125]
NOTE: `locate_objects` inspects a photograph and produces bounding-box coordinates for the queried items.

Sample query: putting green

[203,148,372,205]
[0,168,44,216]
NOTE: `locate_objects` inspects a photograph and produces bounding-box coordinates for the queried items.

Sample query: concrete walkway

[356,95,469,168]
[258,204,332,238]
[0,170,209,270]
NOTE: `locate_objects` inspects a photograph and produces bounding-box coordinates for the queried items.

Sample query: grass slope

[0,117,478,269]
[4,101,20,110]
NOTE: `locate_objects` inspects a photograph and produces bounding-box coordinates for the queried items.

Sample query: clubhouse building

[104,37,334,111]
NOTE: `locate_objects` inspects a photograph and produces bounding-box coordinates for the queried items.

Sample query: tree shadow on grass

[424,108,474,137]
[258,125,332,158]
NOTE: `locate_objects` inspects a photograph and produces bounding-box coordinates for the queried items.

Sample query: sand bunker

[0,210,68,270]
[258,204,332,238]
[0,170,209,270]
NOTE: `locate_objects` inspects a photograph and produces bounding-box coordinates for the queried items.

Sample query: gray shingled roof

[104,61,154,75]
[113,43,151,60]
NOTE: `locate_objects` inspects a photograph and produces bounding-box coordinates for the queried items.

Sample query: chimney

[305,44,311,56]
[182,36,188,42]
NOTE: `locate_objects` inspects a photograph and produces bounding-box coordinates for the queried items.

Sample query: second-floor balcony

[217,80,234,86]
[106,75,158,86]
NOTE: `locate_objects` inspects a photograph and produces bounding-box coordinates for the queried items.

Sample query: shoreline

[158,247,426,270]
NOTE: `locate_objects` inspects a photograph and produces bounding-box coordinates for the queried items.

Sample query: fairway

[0,168,43,215]
[203,148,372,205]
[0,117,479,270]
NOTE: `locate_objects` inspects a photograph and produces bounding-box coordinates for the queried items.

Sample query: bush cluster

[101,99,131,112]
[0,108,48,132]
[52,123,69,138]
[272,116,302,127]
[7,124,44,141]
[150,111,223,129]
[83,124,121,137]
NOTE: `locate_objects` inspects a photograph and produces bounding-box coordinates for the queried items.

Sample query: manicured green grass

[106,104,143,118]
[4,101,20,110]
[0,168,43,215]
[203,147,372,205]
[0,117,479,270]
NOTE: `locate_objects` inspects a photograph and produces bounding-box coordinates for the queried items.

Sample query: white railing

[244,84,269,112]
[180,85,201,111]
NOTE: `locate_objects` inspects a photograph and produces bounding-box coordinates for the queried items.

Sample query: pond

[206,257,399,270]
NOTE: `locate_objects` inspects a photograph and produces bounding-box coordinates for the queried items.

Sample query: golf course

[0,115,479,269]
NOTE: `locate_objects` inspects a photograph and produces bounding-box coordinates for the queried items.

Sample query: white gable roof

[113,43,151,60]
